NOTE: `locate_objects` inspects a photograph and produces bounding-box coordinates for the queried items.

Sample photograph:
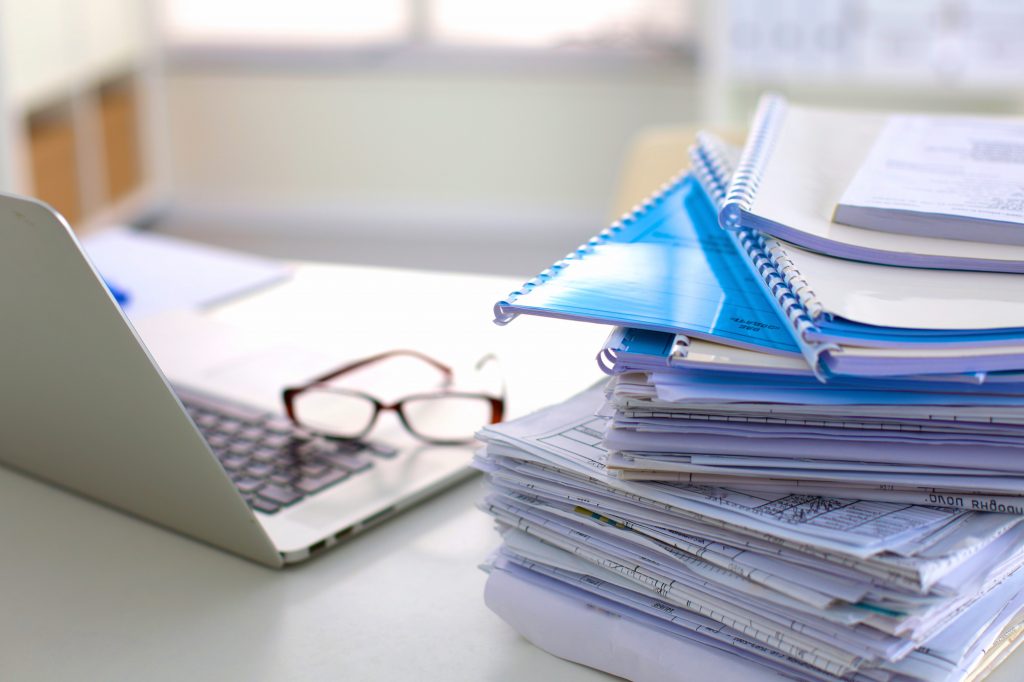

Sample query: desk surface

[0,461,614,681]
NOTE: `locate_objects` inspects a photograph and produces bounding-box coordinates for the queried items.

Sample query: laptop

[0,194,477,567]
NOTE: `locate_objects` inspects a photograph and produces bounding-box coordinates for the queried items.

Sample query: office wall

[160,65,697,272]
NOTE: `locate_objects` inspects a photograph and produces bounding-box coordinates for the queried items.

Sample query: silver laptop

[0,194,477,567]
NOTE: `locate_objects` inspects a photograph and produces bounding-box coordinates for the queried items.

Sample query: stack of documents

[479,97,1024,679]
[476,386,1024,681]
[601,328,1024,513]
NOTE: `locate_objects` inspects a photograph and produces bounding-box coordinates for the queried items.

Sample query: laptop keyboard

[175,386,397,515]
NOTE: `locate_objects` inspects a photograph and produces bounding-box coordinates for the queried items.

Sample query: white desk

[0,460,614,680]
[3,261,1023,681]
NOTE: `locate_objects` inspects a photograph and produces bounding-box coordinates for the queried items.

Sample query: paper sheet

[485,540,1024,682]
[484,559,796,681]
[478,387,963,558]
[839,115,1024,227]
[81,228,291,321]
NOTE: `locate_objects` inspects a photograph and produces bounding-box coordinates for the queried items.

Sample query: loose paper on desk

[83,228,291,322]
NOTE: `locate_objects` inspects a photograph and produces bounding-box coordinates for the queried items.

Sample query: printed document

[837,115,1024,242]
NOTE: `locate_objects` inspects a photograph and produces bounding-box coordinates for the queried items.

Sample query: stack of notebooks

[476,94,1024,681]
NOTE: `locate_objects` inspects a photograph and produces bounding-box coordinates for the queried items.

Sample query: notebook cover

[493,173,799,355]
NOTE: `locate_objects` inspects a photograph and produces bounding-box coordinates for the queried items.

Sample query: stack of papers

[602,329,1024,513]
[476,387,1024,681]
[477,98,1024,680]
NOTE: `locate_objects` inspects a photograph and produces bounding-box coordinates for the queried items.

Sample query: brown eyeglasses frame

[281,349,505,445]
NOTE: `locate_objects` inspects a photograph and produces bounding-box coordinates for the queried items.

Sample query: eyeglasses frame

[281,349,505,445]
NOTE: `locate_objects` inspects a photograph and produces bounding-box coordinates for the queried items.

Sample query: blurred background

[2,0,1023,275]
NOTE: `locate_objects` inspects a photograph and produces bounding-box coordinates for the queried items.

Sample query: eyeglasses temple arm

[476,353,508,409]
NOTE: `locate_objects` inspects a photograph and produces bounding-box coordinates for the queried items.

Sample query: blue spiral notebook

[493,173,799,355]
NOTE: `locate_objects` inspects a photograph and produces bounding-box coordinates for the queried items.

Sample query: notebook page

[780,240,1024,330]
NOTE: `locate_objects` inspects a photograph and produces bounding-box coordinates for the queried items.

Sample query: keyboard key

[251,447,281,463]
[262,433,293,449]
[270,472,296,486]
[237,427,265,442]
[221,454,249,471]
[246,462,274,478]
[317,450,373,473]
[299,462,328,477]
[293,469,348,494]
[250,497,280,514]
[263,418,294,435]
[258,484,304,507]
[296,441,325,458]
[207,434,230,449]
[195,414,219,429]
[271,452,305,471]
[234,477,264,493]
[218,419,243,435]
[227,442,252,456]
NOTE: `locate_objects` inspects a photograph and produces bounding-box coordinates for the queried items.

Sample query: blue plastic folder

[493,174,799,355]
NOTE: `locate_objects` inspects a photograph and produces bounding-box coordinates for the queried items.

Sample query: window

[160,0,408,47]
[431,0,692,51]
[159,0,695,56]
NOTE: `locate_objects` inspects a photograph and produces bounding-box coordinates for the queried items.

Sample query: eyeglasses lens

[292,389,376,439]
[401,395,494,443]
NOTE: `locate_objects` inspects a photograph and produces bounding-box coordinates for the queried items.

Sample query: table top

[0,460,618,680]
[3,258,1023,681]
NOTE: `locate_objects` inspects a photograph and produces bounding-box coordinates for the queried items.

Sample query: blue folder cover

[493,173,799,355]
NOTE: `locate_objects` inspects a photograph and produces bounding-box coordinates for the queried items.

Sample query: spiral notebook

[492,173,798,355]
[719,94,1024,274]
[692,133,1024,378]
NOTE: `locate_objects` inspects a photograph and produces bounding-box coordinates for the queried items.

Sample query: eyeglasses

[281,350,505,445]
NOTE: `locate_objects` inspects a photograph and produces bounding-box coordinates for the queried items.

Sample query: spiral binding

[720,93,788,230]
[670,335,690,363]
[694,134,826,327]
[690,134,836,373]
[760,236,825,322]
[493,170,690,325]
[691,132,731,207]
[735,230,821,343]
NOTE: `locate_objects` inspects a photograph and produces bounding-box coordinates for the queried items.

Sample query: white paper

[769,237,1024,331]
[478,387,963,558]
[490,550,1024,681]
[751,102,1024,266]
[496,531,872,676]
[81,228,291,321]
[483,559,795,681]
[840,115,1024,226]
